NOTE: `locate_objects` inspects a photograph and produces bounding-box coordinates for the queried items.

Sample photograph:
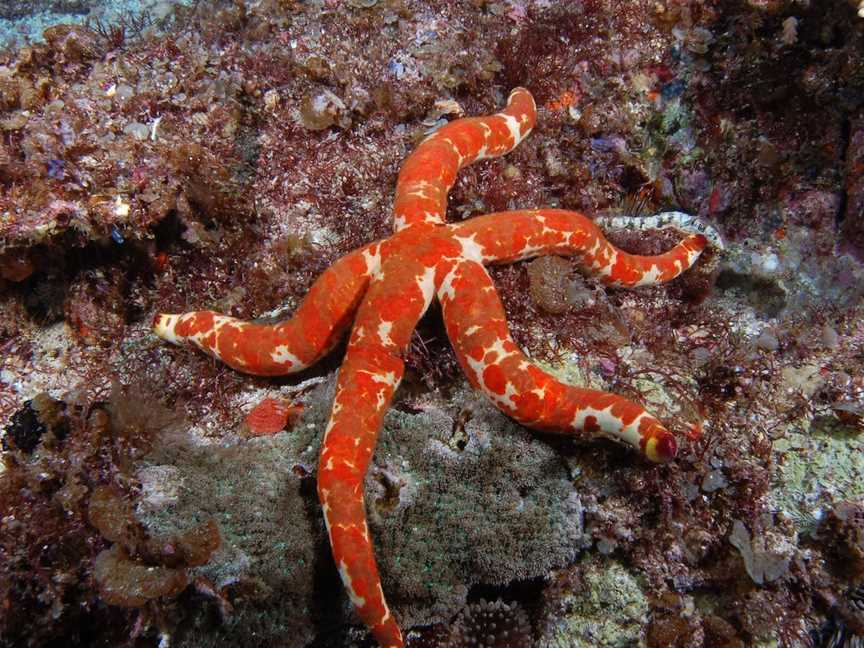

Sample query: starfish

[153,88,720,648]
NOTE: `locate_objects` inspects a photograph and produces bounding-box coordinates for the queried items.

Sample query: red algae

[243,396,302,436]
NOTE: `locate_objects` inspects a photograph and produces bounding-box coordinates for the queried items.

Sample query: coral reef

[1,0,864,646]
[0,383,191,646]
[0,0,188,47]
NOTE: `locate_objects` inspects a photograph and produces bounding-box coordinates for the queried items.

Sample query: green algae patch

[770,417,864,537]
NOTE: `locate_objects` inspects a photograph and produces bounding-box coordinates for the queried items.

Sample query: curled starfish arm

[153,243,382,375]
[594,211,724,250]
[438,258,677,462]
[393,87,536,231]
[452,209,710,288]
[317,255,436,648]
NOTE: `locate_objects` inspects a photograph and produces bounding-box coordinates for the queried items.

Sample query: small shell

[244,397,302,436]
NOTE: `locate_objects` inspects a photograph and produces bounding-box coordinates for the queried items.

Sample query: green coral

[137,428,321,648]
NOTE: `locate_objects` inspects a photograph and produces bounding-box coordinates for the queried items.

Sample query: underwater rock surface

[1,0,863,646]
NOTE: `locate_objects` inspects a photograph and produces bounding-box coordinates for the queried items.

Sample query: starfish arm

[451,208,711,287]
[392,87,537,231]
[152,242,383,376]
[594,211,724,250]
[317,254,437,648]
[438,258,677,462]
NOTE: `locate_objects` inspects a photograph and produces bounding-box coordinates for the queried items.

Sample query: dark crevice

[836,116,852,228]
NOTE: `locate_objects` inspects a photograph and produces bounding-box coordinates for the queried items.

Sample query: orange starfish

[154,88,720,647]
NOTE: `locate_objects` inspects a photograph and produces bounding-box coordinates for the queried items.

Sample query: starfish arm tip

[654,210,726,250]
[644,432,678,463]
[152,313,182,344]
